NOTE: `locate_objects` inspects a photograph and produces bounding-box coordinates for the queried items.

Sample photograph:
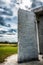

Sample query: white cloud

[22,0,31,7]
[0,33,18,42]
[0,26,8,31]
[0,23,17,30]
[2,0,11,5]
[11,23,18,29]
[5,0,11,3]
[12,7,18,17]
[40,0,43,2]
[18,0,32,10]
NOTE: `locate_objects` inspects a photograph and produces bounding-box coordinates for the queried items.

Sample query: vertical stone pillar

[18,8,38,63]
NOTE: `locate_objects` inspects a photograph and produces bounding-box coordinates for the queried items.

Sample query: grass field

[0,43,18,63]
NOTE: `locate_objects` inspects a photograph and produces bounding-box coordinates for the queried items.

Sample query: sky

[0,0,18,42]
[0,0,43,42]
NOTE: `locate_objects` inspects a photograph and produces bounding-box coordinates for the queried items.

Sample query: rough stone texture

[38,16,43,54]
[18,9,38,63]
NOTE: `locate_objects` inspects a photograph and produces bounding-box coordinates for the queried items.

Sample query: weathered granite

[18,8,38,63]
[38,16,43,54]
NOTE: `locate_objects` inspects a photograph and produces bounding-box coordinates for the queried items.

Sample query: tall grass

[0,43,18,63]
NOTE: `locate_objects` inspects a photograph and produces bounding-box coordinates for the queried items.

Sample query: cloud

[6,24,11,27]
[0,1,13,17]
[0,23,17,35]
[5,18,11,21]
[0,0,18,42]
[0,33,18,42]
[0,16,11,27]
[0,30,17,35]
[7,29,17,35]
[0,16,5,26]
[10,23,17,29]
[13,16,17,20]
[0,8,13,16]
[0,30,7,34]
[31,0,43,8]
[8,29,17,32]
[12,16,18,24]
[4,16,18,24]
[0,26,8,31]
[0,35,3,37]
[41,0,43,2]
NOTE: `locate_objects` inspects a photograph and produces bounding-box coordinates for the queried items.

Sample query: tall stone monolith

[18,8,38,63]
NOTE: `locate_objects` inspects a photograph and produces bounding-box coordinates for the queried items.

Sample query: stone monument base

[18,58,39,63]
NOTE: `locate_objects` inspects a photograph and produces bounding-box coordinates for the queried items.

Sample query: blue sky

[0,0,43,42]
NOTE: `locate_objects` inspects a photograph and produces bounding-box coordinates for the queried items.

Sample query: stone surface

[38,16,43,54]
[18,8,38,62]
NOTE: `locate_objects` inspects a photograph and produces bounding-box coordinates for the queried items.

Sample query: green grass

[0,43,18,63]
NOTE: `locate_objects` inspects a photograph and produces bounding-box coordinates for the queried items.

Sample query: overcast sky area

[0,0,43,42]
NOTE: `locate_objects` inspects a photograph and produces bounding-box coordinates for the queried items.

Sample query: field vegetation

[0,42,18,63]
